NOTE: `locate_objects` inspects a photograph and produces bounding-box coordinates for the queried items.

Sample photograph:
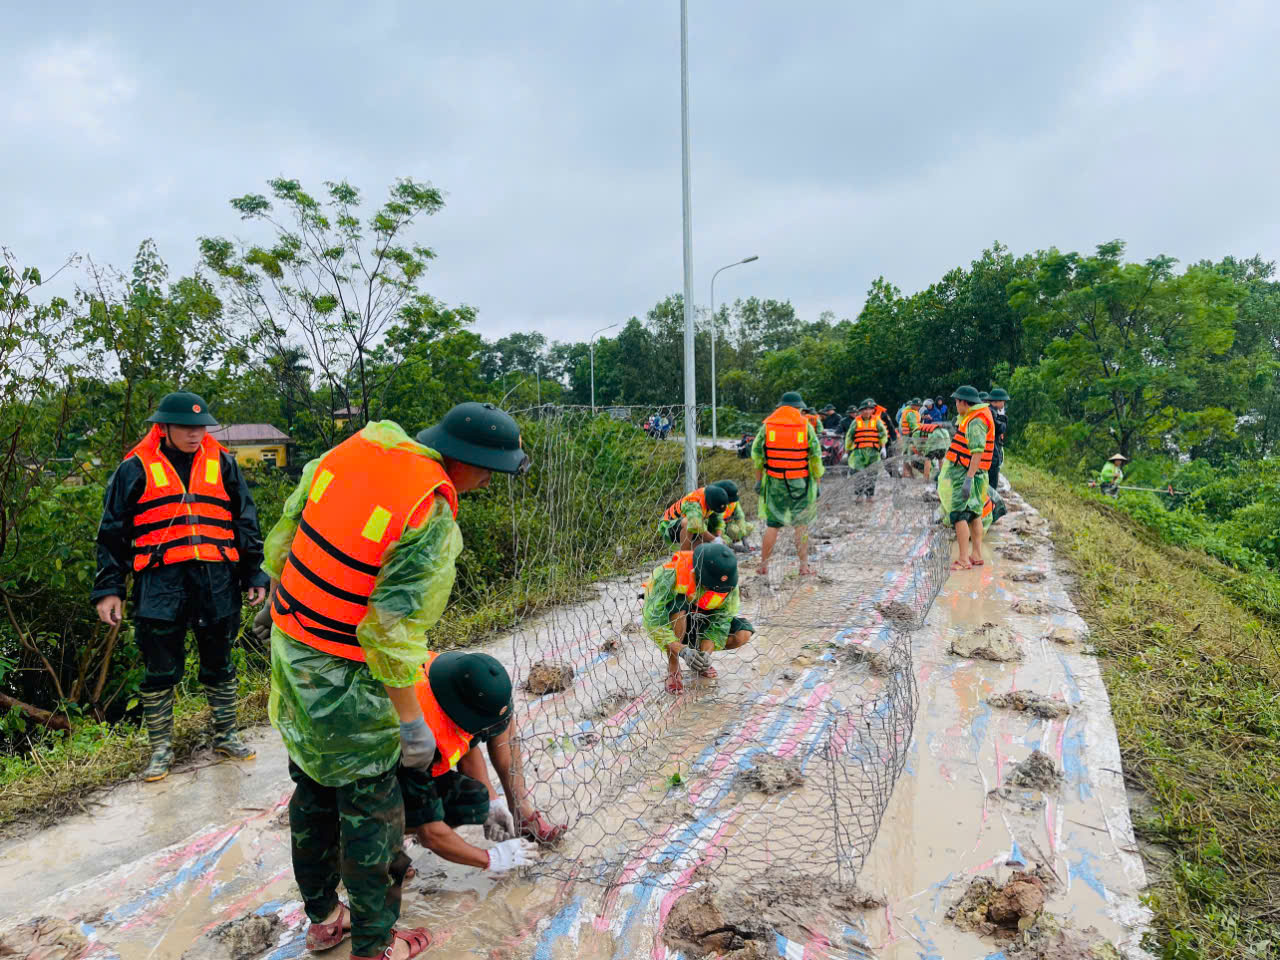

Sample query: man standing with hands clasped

[92,391,269,783]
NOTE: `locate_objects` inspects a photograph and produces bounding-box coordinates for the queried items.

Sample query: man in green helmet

[643,542,753,694]
[659,482,731,550]
[92,391,270,782]
[936,385,992,570]
[898,397,926,480]
[845,398,888,500]
[987,387,1010,492]
[752,391,825,576]
[710,479,754,552]
[257,402,531,960]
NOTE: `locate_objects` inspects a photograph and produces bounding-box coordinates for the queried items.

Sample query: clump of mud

[654,796,697,824]
[0,916,89,960]
[181,913,283,960]
[921,488,941,503]
[839,643,893,675]
[947,869,1052,939]
[951,623,1023,662]
[664,871,884,957]
[736,753,804,794]
[1011,598,1052,616]
[1010,569,1047,583]
[988,691,1071,720]
[525,660,575,695]
[1006,750,1064,790]
[1003,913,1124,959]
[999,543,1035,561]
[584,690,633,722]
[663,888,770,959]
[875,599,918,625]
[1043,626,1083,645]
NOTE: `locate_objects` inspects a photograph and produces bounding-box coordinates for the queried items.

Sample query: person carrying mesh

[937,385,995,570]
[382,651,561,892]
[844,398,888,500]
[659,482,730,550]
[255,403,534,960]
[643,543,754,694]
[710,479,754,553]
[752,391,824,576]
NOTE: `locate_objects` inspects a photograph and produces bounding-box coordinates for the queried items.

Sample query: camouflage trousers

[849,448,881,495]
[288,761,410,957]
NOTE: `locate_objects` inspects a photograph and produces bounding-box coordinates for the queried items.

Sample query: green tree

[200,177,445,446]
[1011,240,1241,459]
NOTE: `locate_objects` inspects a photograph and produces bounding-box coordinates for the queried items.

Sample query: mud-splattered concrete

[0,482,1149,959]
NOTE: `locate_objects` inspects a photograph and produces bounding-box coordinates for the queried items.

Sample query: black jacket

[92,443,270,622]
[821,413,842,431]
[992,407,1008,448]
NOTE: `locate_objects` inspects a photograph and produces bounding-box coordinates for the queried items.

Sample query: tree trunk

[0,692,71,732]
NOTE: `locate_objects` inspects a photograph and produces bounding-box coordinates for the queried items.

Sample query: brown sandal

[305,902,350,951]
[351,926,433,960]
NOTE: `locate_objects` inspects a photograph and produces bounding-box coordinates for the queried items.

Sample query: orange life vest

[723,500,738,521]
[666,550,729,610]
[663,487,715,523]
[762,406,811,480]
[850,416,882,450]
[271,429,459,661]
[900,408,919,435]
[414,652,475,778]
[873,405,887,423]
[945,405,996,470]
[981,493,994,520]
[804,413,822,431]
[126,425,239,572]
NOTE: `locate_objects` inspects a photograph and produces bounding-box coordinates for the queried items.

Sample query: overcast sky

[4,1,1278,342]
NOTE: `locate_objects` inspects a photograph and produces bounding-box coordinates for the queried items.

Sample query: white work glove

[678,645,712,672]
[486,838,538,874]
[484,803,515,841]
[961,476,974,501]
[398,717,437,771]
[712,536,724,544]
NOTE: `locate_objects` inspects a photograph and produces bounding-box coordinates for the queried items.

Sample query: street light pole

[679,0,698,494]
[589,321,619,414]
[709,254,759,444]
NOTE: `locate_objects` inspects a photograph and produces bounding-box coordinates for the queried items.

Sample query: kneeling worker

[643,543,753,694]
[659,482,731,550]
[711,479,754,552]
[398,651,561,879]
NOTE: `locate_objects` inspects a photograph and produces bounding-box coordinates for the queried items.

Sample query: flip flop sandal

[971,559,985,566]
[305,902,351,951]
[519,810,567,845]
[351,926,433,960]
[665,674,684,694]
[950,561,972,571]
[696,665,719,679]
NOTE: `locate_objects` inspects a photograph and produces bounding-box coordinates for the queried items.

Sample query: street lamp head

[741,255,759,264]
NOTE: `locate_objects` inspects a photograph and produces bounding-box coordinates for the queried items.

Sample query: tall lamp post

[589,321,619,414]
[679,0,698,493]
[709,254,759,444]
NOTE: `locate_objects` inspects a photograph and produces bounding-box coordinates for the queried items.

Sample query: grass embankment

[1008,460,1280,960]
[0,447,761,829]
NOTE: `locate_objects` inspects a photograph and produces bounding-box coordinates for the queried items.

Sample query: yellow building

[209,423,291,468]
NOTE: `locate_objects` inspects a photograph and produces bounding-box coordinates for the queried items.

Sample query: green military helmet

[417,402,530,475]
[909,397,921,406]
[989,387,1011,401]
[951,385,982,403]
[692,542,738,592]
[711,478,739,503]
[859,397,876,410]
[146,391,219,426]
[429,651,513,736]
[979,391,991,402]
[779,391,805,407]
[703,483,730,513]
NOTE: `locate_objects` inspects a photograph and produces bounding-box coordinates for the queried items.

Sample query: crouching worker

[643,543,753,694]
[711,480,755,552]
[399,651,563,878]
[659,482,730,550]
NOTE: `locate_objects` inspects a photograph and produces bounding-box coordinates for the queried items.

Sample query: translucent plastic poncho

[263,421,463,786]
[642,561,741,652]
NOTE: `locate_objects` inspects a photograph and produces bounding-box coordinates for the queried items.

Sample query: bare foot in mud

[951,559,973,571]
[799,565,815,576]
[665,672,684,694]
[756,564,769,576]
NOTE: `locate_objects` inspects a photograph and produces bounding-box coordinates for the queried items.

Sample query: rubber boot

[140,687,175,782]
[208,680,256,761]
